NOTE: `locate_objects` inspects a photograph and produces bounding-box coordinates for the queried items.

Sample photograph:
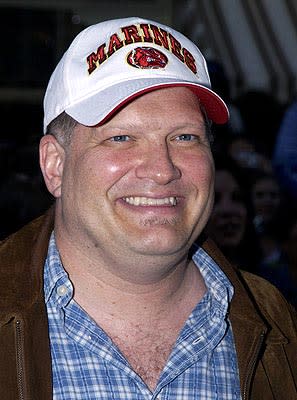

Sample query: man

[0,17,296,400]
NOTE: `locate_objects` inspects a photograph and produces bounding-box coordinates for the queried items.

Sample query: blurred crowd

[203,61,297,306]
[1,60,297,306]
[0,135,53,239]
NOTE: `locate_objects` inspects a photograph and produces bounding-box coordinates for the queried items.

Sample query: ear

[39,135,65,198]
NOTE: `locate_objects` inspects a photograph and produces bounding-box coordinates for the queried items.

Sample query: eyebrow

[100,119,207,133]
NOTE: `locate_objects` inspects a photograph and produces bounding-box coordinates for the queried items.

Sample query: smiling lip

[122,196,177,206]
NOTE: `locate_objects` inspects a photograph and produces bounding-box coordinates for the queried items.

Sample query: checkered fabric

[44,233,241,399]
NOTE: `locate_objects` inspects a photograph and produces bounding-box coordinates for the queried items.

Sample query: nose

[135,142,181,184]
[216,195,234,215]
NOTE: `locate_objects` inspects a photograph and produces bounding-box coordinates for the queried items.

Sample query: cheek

[89,160,124,180]
[80,151,131,189]
[207,213,219,231]
[239,205,247,220]
[183,152,214,188]
[231,203,247,219]
[185,155,215,227]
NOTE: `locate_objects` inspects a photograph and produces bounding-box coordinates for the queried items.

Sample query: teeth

[123,196,177,206]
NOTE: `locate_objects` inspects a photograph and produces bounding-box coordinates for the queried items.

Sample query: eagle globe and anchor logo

[127,47,168,69]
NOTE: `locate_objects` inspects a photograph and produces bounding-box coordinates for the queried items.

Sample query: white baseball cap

[43,16,229,133]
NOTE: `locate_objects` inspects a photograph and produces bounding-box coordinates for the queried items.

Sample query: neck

[54,228,206,326]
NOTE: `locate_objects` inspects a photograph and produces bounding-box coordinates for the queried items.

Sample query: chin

[127,232,188,256]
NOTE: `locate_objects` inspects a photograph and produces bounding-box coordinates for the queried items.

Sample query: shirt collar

[192,246,234,316]
[44,232,73,307]
[44,233,233,315]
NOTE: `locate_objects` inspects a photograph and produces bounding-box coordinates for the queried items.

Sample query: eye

[110,135,130,142]
[176,134,197,142]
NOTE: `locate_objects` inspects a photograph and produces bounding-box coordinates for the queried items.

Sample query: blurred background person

[227,134,272,174]
[285,216,297,305]
[273,100,297,200]
[250,171,297,305]
[204,156,260,272]
[251,172,282,231]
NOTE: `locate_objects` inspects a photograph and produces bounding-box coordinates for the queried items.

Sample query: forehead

[104,86,205,127]
[125,85,201,107]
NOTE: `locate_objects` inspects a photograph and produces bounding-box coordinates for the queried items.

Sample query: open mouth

[122,196,177,206]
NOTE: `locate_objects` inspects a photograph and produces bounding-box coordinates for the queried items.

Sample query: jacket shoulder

[240,270,297,333]
[0,209,54,310]
[0,209,54,261]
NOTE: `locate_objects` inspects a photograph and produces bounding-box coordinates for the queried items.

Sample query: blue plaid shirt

[44,233,241,399]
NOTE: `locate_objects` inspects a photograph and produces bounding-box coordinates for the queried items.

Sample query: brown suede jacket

[0,208,296,399]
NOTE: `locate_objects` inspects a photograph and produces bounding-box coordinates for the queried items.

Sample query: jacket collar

[201,237,288,396]
[0,209,288,399]
[0,209,279,335]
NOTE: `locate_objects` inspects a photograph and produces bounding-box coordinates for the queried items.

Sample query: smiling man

[0,17,296,400]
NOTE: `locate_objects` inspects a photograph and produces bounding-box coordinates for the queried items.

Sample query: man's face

[52,87,214,265]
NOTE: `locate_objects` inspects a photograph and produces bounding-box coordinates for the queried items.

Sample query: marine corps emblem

[127,47,168,69]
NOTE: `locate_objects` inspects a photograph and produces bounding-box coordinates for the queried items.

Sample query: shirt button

[57,284,68,297]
